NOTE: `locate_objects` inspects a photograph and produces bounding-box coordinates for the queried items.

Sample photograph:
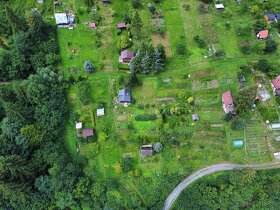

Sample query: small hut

[192,113,199,121]
[140,145,153,158]
[97,108,105,117]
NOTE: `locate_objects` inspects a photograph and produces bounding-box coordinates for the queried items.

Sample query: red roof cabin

[119,50,134,64]
[222,91,235,113]
[82,129,94,138]
[89,22,96,29]
[271,75,280,96]
[117,22,126,30]
[256,30,269,39]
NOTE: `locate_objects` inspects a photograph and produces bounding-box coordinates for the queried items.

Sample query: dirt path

[162,162,280,210]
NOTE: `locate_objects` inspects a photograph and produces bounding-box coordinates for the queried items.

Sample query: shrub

[240,41,252,54]
[137,104,144,109]
[224,112,233,121]
[253,59,271,73]
[264,39,278,54]
[90,11,101,23]
[193,35,206,48]
[253,20,267,33]
[200,0,212,3]
[83,60,94,73]
[240,65,251,75]
[231,119,245,130]
[182,4,190,11]
[214,50,225,57]
[176,43,187,56]
[117,29,122,35]
[135,114,157,121]
[153,142,163,153]
[120,156,135,173]
[148,5,156,14]
[132,0,141,9]
[123,13,131,24]
[119,35,132,49]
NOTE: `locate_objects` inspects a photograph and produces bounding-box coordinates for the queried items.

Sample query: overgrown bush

[193,35,206,48]
[176,43,187,56]
[231,119,244,130]
[83,60,94,73]
[214,50,225,57]
[120,156,135,173]
[132,0,141,9]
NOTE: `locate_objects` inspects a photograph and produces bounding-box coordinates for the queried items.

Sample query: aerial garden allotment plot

[55,0,280,181]
[2,0,280,209]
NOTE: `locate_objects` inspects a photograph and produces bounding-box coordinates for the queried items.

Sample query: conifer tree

[5,6,27,35]
[131,11,143,39]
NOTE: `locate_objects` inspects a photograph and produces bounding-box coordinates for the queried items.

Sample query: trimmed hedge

[135,114,157,121]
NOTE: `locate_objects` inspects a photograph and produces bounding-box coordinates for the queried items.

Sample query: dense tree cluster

[235,87,257,114]
[174,169,280,210]
[130,44,166,74]
[0,7,59,81]
[0,68,85,209]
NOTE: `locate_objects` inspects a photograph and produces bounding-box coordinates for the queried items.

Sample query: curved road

[162,162,280,210]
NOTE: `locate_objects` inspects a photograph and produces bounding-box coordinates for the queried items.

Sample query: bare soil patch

[152,33,172,57]
[117,115,128,121]
[192,69,213,79]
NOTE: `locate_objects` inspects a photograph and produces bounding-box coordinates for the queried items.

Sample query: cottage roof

[258,90,271,101]
[75,122,82,129]
[266,13,276,20]
[54,13,68,25]
[215,4,224,9]
[272,75,280,90]
[222,91,233,106]
[117,22,126,29]
[97,108,105,117]
[89,22,96,28]
[140,145,153,158]
[82,129,94,137]
[121,50,134,59]
[119,89,131,103]
[257,30,269,39]
[270,123,280,130]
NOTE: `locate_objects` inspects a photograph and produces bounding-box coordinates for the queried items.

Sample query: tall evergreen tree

[131,11,143,39]
[130,49,142,73]
[5,6,27,35]
[153,49,164,73]
[0,155,34,182]
[157,44,166,61]
[140,51,151,74]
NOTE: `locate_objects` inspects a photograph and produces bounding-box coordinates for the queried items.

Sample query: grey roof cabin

[140,145,153,158]
[118,89,131,103]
